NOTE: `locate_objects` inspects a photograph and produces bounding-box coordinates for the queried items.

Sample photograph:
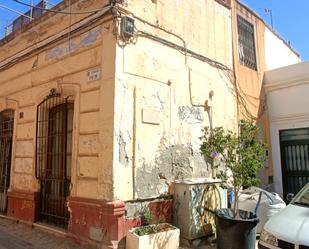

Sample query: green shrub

[200,120,266,217]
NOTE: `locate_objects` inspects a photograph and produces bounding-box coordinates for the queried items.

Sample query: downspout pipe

[132,87,137,200]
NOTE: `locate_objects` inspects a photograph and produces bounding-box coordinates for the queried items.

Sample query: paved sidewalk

[179,236,259,249]
[0,216,259,249]
[180,243,258,249]
[0,217,83,249]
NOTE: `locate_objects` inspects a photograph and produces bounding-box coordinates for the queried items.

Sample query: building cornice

[265,78,309,92]
[270,112,309,124]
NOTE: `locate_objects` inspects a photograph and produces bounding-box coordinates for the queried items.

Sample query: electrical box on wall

[121,16,135,39]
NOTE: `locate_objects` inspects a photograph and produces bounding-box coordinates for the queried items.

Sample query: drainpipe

[132,86,137,200]
[231,0,240,130]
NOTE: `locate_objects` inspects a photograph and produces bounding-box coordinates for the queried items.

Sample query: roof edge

[237,0,300,58]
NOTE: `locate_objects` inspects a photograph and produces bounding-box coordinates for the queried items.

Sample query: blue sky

[0,0,308,60]
[0,0,61,37]
[241,0,309,61]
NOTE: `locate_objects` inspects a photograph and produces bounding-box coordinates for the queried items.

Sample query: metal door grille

[36,89,73,227]
[280,128,309,201]
[0,109,14,213]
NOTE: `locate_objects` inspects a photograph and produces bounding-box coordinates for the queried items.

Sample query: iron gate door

[36,89,73,227]
[0,110,14,213]
[280,128,309,201]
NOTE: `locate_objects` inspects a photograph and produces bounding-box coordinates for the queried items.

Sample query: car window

[292,184,309,207]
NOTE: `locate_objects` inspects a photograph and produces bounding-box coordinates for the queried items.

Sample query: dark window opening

[237,15,257,70]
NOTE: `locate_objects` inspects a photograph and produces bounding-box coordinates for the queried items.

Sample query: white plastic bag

[238,187,286,233]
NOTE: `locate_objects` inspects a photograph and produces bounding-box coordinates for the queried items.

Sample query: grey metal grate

[237,15,257,70]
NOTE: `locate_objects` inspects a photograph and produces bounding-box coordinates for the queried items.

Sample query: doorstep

[33,222,67,238]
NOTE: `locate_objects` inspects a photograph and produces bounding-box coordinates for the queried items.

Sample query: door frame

[35,89,74,228]
[279,128,309,201]
[0,109,15,213]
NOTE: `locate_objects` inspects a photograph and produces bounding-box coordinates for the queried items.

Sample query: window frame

[237,14,258,71]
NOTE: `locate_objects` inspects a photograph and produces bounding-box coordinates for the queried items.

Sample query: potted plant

[126,208,180,249]
[200,120,265,249]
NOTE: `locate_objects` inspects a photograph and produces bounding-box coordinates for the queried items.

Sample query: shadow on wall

[135,144,211,199]
[257,83,273,190]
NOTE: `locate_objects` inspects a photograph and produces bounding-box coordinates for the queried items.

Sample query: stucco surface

[113,0,237,200]
[0,0,116,199]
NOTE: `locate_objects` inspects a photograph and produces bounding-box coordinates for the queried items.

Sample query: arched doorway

[0,109,14,213]
[36,89,73,228]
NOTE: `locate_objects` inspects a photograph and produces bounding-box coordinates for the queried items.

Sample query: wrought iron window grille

[237,15,257,71]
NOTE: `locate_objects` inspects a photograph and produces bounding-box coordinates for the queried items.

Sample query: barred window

[237,15,257,70]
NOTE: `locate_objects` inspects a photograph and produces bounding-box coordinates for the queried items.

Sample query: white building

[264,62,309,200]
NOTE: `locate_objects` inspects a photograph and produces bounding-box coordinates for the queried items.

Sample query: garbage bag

[238,187,286,234]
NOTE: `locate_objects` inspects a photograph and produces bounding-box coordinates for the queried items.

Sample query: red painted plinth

[68,197,126,249]
[125,199,173,235]
[7,190,39,223]
[125,216,142,233]
[149,199,173,224]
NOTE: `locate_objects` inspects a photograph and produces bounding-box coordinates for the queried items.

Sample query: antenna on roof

[30,0,33,19]
[264,8,273,30]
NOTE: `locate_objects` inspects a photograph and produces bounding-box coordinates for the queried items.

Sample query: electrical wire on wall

[4,0,262,122]
[68,0,72,53]
[13,0,112,15]
[0,4,115,72]
[116,11,235,132]
[114,5,264,123]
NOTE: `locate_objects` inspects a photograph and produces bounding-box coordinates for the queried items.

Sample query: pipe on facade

[132,86,137,200]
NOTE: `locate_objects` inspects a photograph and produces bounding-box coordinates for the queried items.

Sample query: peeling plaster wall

[113,0,237,201]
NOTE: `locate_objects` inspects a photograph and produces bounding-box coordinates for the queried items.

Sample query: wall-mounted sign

[87,68,101,82]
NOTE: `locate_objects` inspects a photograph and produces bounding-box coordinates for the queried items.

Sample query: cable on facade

[221,68,265,121]
[13,0,111,15]
[124,8,264,121]
[139,29,258,120]
[124,10,235,109]
[0,6,115,72]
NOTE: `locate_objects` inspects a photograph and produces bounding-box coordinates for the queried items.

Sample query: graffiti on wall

[178,106,204,124]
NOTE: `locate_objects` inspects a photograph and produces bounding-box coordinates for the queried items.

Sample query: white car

[259,183,309,249]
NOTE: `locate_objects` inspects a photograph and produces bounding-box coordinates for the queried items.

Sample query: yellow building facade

[0,0,299,248]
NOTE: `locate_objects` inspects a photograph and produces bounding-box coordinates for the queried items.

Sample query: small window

[237,15,257,70]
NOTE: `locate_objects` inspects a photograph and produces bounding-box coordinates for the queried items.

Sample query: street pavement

[179,235,259,249]
[0,216,259,249]
[0,217,83,249]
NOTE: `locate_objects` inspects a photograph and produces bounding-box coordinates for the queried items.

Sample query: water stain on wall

[135,144,210,199]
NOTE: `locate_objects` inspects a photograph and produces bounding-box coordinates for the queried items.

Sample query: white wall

[264,27,300,71]
[265,64,309,196]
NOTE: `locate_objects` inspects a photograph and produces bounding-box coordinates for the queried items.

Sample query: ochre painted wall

[0,0,116,201]
[231,0,301,188]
